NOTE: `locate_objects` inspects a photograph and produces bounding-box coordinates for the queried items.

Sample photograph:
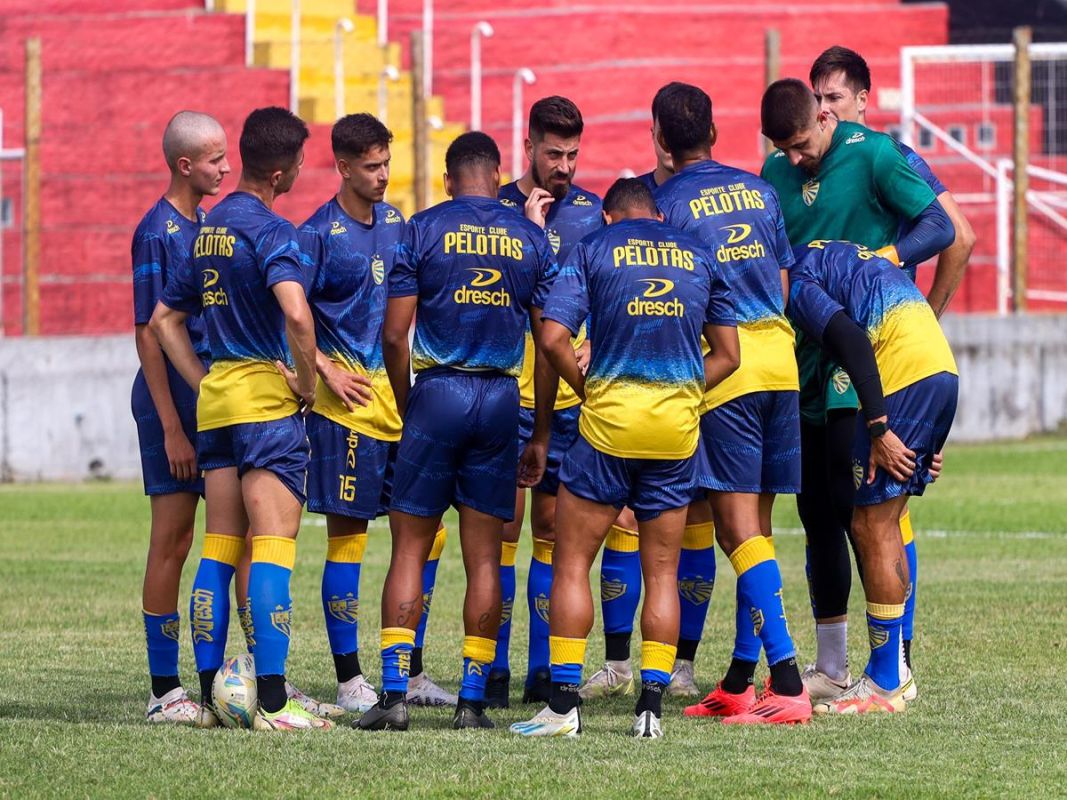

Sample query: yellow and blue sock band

[640,641,677,686]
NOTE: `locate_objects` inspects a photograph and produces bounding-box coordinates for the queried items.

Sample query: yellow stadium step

[215,0,356,16]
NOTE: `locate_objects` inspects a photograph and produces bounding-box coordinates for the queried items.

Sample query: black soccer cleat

[522,667,552,704]
[452,700,495,729]
[486,669,511,709]
[355,698,409,731]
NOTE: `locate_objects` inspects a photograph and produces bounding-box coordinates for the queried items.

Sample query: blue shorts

[852,372,958,506]
[131,362,204,497]
[305,413,393,520]
[699,390,801,494]
[390,369,519,521]
[198,414,309,505]
[516,404,581,496]
[559,434,704,522]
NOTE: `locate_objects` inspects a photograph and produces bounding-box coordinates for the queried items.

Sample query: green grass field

[2,437,1066,799]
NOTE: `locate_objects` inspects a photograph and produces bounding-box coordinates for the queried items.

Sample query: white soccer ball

[213,653,257,729]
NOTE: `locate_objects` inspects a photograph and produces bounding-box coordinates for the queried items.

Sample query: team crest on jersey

[749,607,765,637]
[601,579,627,602]
[271,605,292,639]
[679,578,714,606]
[546,229,561,254]
[831,368,851,395]
[852,460,865,489]
[802,178,820,207]
[572,194,593,207]
[327,594,359,624]
[371,254,385,285]
[166,219,181,235]
[535,593,550,624]
[868,625,889,649]
[160,618,181,642]
[385,208,402,224]
[330,220,348,235]
[199,209,207,223]
[500,197,519,209]
[845,131,866,145]
[501,598,513,626]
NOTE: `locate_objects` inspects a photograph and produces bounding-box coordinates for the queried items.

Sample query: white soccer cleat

[406,672,458,707]
[632,710,664,739]
[286,681,345,718]
[800,663,853,703]
[194,701,222,729]
[146,687,200,725]
[509,705,582,738]
[667,659,699,697]
[336,674,378,713]
[812,673,908,715]
[902,668,918,702]
[253,698,334,731]
[579,660,634,700]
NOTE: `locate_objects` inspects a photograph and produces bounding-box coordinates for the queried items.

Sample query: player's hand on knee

[524,188,555,229]
[517,440,548,488]
[321,361,373,410]
[929,450,944,482]
[868,428,916,484]
[164,428,197,483]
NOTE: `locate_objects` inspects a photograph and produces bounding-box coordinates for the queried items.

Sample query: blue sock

[144,610,181,680]
[189,533,243,672]
[601,525,641,646]
[322,533,366,657]
[866,602,905,691]
[730,537,796,667]
[527,538,554,679]
[248,536,295,678]
[415,526,447,652]
[460,636,496,702]
[381,628,415,694]
[492,541,518,673]
[678,523,716,645]
[901,511,918,643]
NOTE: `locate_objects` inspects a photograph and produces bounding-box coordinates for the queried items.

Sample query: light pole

[378,63,399,124]
[289,0,301,114]
[377,0,388,47]
[422,0,433,98]
[334,18,354,120]
[470,21,493,130]
[512,68,536,179]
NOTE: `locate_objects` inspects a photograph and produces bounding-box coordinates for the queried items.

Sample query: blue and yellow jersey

[388,195,556,376]
[499,181,603,410]
[542,218,735,460]
[132,197,209,362]
[788,240,957,396]
[300,198,405,441]
[162,191,307,431]
[655,159,798,411]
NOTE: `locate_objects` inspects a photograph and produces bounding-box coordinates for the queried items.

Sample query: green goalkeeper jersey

[760,120,936,251]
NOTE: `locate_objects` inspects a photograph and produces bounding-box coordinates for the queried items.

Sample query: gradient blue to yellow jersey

[655,160,798,411]
[299,199,405,440]
[788,240,958,395]
[499,181,602,410]
[542,218,735,459]
[161,191,306,430]
[389,195,557,374]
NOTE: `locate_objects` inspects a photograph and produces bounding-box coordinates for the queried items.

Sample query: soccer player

[788,239,958,713]
[650,82,810,723]
[133,111,229,723]
[356,131,557,731]
[509,178,740,739]
[636,85,676,192]
[809,44,976,688]
[151,106,332,731]
[760,79,954,704]
[492,96,603,706]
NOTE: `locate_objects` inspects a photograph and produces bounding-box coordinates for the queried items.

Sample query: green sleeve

[871,136,937,223]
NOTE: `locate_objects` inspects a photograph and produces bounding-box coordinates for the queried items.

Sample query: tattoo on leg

[894,559,907,590]
[397,597,420,627]
[477,612,492,633]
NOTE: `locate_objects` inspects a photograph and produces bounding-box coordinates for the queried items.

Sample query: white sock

[815,622,849,681]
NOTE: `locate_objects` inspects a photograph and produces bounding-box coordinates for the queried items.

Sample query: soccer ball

[213,653,257,729]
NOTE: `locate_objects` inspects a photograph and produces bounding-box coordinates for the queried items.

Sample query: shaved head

[162,111,226,171]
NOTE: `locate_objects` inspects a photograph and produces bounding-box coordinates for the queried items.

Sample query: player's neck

[336,188,374,225]
[235,176,277,209]
[654,164,675,186]
[516,172,537,197]
[163,179,202,222]
[673,149,712,172]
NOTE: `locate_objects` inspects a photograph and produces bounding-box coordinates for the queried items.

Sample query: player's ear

[444,171,454,198]
[524,137,534,165]
[656,210,664,222]
[176,156,193,178]
[491,164,501,189]
[601,210,611,226]
[336,157,351,179]
[709,122,718,148]
[655,128,670,157]
[856,88,869,113]
[269,169,284,189]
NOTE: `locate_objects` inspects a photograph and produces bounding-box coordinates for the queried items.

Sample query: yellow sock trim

[728,535,774,576]
[202,533,244,568]
[462,635,497,664]
[866,602,905,621]
[549,636,587,666]
[381,627,416,650]
[766,535,775,558]
[533,537,555,565]
[641,641,678,675]
[606,525,640,553]
[429,525,448,561]
[250,536,296,571]
[900,509,914,546]
[682,521,715,550]
[326,533,367,564]
[501,540,519,567]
